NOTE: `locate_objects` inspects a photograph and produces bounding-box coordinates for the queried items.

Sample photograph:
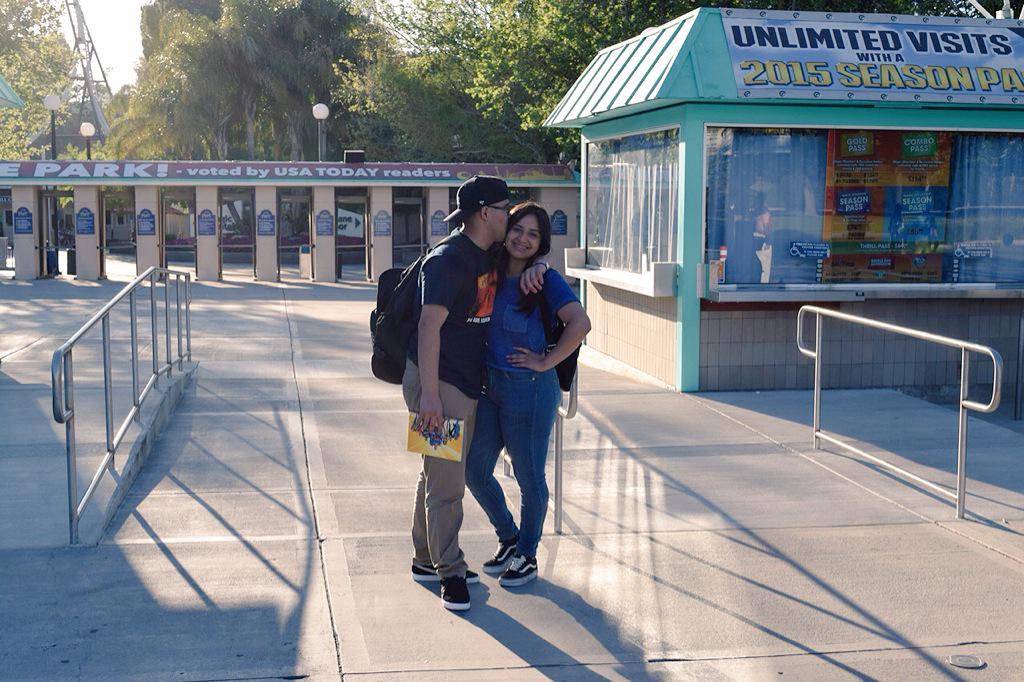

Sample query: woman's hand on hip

[507,346,549,372]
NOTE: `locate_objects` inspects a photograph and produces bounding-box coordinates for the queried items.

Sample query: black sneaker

[499,554,538,587]
[412,562,479,584]
[482,535,519,574]
[440,576,470,611]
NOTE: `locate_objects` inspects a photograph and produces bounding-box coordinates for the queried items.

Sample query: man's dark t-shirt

[409,232,496,399]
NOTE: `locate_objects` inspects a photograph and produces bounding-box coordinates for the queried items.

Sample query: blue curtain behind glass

[706,129,828,284]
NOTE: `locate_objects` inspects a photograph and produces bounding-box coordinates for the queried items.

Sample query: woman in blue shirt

[465,202,591,587]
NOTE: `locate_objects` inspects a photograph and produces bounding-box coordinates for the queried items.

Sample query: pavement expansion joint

[282,288,345,679]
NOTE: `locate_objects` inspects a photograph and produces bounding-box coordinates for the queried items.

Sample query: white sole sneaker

[482,559,510,575]
[442,599,471,611]
[499,570,538,587]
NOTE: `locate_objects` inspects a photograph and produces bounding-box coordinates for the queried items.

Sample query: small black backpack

[369,236,455,384]
[538,294,581,392]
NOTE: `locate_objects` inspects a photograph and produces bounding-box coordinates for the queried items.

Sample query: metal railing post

[64,350,78,544]
[101,315,114,464]
[164,276,172,377]
[175,275,183,369]
[796,305,1001,520]
[150,274,159,386]
[813,312,822,449]
[52,266,195,545]
[186,274,192,362]
[1015,312,1023,421]
[956,349,970,520]
[130,290,140,423]
[554,414,564,535]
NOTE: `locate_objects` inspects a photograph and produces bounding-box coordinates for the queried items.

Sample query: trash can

[46,247,58,276]
[299,244,312,280]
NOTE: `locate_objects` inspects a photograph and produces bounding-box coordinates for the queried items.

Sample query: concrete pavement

[1,271,1023,680]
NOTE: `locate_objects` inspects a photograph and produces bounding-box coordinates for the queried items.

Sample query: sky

[60,0,147,93]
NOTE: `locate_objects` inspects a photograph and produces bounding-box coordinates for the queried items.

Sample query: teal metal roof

[0,74,24,108]
[546,8,1024,128]
[545,9,715,128]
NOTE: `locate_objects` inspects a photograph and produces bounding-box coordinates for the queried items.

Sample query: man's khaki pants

[402,359,478,579]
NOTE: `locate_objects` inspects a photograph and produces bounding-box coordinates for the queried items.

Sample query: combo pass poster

[822,130,950,283]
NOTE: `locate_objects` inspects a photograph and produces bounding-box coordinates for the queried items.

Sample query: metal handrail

[796,305,1002,519]
[51,266,192,544]
[553,374,578,535]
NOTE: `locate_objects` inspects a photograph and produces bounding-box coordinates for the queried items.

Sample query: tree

[0,0,74,158]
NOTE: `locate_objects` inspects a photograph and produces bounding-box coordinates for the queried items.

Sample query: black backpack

[538,295,581,392]
[370,236,455,384]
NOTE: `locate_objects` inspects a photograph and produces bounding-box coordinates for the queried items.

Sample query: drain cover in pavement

[948,655,985,669]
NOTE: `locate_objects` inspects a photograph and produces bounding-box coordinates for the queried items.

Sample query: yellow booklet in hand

[407,413,466,462]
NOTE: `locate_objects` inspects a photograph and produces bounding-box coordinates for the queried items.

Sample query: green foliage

[112,0,368,160]
[0,0,73,158]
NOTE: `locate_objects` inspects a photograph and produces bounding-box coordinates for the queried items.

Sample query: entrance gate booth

[335,188,368,279]
[3,161,578,282]
[160,187,196,274]
[39,188,74,276]
[101,188,135,279]
[278,188,311,280]
[218,187,255,279]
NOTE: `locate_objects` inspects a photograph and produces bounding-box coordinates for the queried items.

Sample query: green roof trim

[0,73,24,108]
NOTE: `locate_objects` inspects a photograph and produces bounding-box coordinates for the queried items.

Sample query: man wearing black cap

[403,175,548,611]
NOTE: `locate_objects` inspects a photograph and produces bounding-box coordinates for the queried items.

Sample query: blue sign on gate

[551,210,568,236]
[257,209,275,236]
[197,209,216,236]
[373,210,391,237]
[316,209,334,236]
[13,207,32,234]
[76,208,95,235]
[430,210,448,237]
[137,208,156,236]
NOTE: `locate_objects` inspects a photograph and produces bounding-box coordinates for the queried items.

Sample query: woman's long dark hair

[495,201,552,316]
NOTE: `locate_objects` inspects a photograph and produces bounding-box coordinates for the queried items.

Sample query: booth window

[705,127,1024,289]
[586,128,678,274]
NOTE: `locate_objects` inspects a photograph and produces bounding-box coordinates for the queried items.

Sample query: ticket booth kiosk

[549,7,1024,396]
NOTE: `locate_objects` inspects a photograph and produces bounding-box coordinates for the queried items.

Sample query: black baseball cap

[444,175,510,224]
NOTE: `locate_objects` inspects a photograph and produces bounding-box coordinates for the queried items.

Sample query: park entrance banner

[722,10,1024,104]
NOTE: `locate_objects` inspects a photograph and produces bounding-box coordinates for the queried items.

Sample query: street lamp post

[312,103,329,162]
[43,94,61,160]
[79,122,96,160]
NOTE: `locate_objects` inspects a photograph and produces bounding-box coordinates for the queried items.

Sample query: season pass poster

[822,130,950,283]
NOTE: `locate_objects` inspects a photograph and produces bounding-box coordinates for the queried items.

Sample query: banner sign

[723,9,1024,104]
[373,210,391,237]
[137,208,156,236]
[13,206,32,234]
[256,209,275,236]
[316,209,334,236]
[75,208,95,235]
[430,210,448,236]
[0,161,577,185]
[551,209,568,236]
[820,128,950,283]
[790,241,830,258]
[337,208,364,243]
[197,209,216,236]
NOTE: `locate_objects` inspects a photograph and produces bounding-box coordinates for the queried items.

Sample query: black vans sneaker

[440,576,470,611]
[482,535,519,574]
[499,554,538,587]
[412,562,479,584]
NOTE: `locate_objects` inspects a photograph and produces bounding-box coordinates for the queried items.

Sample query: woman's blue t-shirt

[486,269,578,371]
